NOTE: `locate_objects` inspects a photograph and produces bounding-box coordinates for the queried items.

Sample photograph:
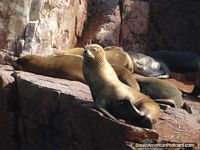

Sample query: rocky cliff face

[0,0,88,56]
[1,0,199,55]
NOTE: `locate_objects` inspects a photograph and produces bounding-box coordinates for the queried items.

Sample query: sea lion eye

[93,48,98,51]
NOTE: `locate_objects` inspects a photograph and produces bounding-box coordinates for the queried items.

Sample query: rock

[77,0,121,47]
[15,71,158,150]
[120,0,150,53]
[155,108,200,145]
[0,0,88,56]
[1,65,200,149]
[0,65,19,150]
[146,0,200,52]
[0,65,16,112]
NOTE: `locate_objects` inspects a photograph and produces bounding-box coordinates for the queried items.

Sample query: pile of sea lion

[12,44,193,129]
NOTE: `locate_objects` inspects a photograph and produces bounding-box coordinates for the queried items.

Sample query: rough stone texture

[155,108,200,144]
[146,0,200,52]
[77,0,121,47]
[0,0,88,56]
[0,65,19,150]
[16,71,158,150]
[120,0,150,53]
[1,65,200,149]
[77,0,150,53]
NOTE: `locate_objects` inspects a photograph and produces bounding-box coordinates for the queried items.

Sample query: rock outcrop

[0,65,200,149]
[0,0,88,56]
[77,0,150,53]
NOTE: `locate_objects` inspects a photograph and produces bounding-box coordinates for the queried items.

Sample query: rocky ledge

[0,65,200,150]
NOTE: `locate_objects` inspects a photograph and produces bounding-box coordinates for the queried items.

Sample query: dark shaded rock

[0,65,20,150]
[146,0,200,52]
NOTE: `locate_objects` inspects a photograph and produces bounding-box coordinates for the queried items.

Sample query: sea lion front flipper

[109,100,153,129]
[189,83,200,97]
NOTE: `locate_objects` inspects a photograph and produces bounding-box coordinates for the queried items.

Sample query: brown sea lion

[12,54,86,83]
[133,75,182,108]
[82,44,160,129]
[54,46,134,73]
[12,54,139,90]
[112,65,140,91]
[110,66,191,113]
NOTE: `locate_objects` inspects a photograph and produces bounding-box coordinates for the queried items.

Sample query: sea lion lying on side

[129,52,170,78]
[54,46,134,73]
[12,54,139,90]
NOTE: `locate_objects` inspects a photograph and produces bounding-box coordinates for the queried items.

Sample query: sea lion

[148,50,200,96]
[82,44,160,129]
[133,75,182,108]
[147,50,200,73]
[54,46,134,73]
[12,54,86,83]
[112,65,140,91]
[128,52,170,78]
[110,65,189,111]
[12,54,139,90]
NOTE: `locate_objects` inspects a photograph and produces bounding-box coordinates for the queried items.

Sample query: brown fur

[12,54,85,83]
[54,46,134,73]
[12,54,138,89]
[82,44,160,128]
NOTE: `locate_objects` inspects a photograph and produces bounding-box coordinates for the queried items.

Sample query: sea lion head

[12,55,32,70]
[83,44,106,64]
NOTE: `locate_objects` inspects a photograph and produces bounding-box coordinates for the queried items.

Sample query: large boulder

[0,65,200,149]
[15,71,158,150]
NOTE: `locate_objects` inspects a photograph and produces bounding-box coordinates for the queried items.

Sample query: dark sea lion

[128,52,170,78]
[133,75,182,108]
[82,44,160,129]
[54,46,134,73]
[12,55,138,89]
[148,50,200,96]
[147,50,200,73]
[12,55,86,83]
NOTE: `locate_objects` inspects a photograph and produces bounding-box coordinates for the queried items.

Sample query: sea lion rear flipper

[181,102,192,114]
[109,100,153,129]
[154,99,176,108]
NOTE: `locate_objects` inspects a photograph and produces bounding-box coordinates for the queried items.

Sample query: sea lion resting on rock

[82,44,160,129]
[148,50,200,97]
[13,54,85,83]
[54,46,134,73]
[134,75,182,108]
[12,54,140,90]
[111,66,191,113]
[128,52,170,78]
